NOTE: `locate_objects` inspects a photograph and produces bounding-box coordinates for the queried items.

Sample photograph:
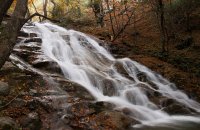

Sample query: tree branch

[0,94,19,110]
[112,10,135,42]
[24,12,60,23]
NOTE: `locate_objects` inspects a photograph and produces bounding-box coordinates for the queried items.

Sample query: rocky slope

[0,23,200,130]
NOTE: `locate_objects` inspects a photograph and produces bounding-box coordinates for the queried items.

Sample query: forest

[0,0,200,130]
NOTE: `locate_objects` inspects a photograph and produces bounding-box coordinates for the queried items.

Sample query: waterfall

[19,22,200,129]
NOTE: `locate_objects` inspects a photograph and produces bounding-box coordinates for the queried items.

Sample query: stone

[0,81,10,96]
[16,37,24,43]
[19,31,29,37]
[90,111,139,130]
[30,33,37,37]
[11,98,27,107]
[32,61,62,74]
[2,62,15,69]
[162,103,191,115]
[95,101,115,110]
[67,101,115,119]
[26,100,39,111]
[67,102,96,117]
[20,112,42,130]
[113,61,131,80]
[29,89,38,96]
[0,117,19,130]
[137,72,148,82]
[102,79,117,96]
[24,38,42,43]
[58,79,94,101]
[161,98,175,107]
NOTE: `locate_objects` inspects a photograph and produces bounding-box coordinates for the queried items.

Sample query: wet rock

[137,83,154,97]
[137,72,148,82]
[67,102,96,117]
[0,81,10,96]
[113,61,130,79]
[20,112,42,130]
[163,103,191,115]
[24,38,42,43]
[18,45,41,52]
[61,35,70,41]
[30,33,37,37]
[12,49,42,62]
[161,98,175,107]
[29,89,38,96]
[16,37,24,43]
[95,101,115,110]
[59,80,94,101]
[0,117,19,130]
[32,61,62,74]
[66,101,136,130]
[122,108,132,115]
[102,79,117,96]
[11,98,27,107]
[90,111,138,130]
[19,31,29,37]
[67,101,115,118]
[161,99,192,114]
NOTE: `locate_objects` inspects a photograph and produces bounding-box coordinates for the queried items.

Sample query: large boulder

[89,111,138,130]
[65,101,138,130]
[0,81,10,96]
[0,117,19,130]
[161,98,192,115]
[20,112,42,130]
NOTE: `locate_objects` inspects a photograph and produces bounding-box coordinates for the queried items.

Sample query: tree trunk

[158,0,166,52]
[0,0,14,25]
[50,0,57,18]
[0,0,28,69]
[106,0,115,37]
[186,12,191,32]
[43,0,48,20]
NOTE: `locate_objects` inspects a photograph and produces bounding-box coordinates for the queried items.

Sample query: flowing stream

[17,22,200,129]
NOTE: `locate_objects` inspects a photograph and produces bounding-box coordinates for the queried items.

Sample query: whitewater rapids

[20,22,200,129]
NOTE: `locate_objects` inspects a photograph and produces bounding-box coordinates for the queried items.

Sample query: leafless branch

[24,12,60,23]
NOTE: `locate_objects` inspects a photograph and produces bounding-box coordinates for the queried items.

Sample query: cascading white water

[22,22,200,129]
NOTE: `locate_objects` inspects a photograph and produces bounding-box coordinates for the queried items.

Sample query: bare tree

[105,0,115,37]
[103,0,135,41]
[90,0,105,27]
[149,0,168,52]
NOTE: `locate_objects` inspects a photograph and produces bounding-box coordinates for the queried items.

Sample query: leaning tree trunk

[0,0,14,25]
[0,0,28,69]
